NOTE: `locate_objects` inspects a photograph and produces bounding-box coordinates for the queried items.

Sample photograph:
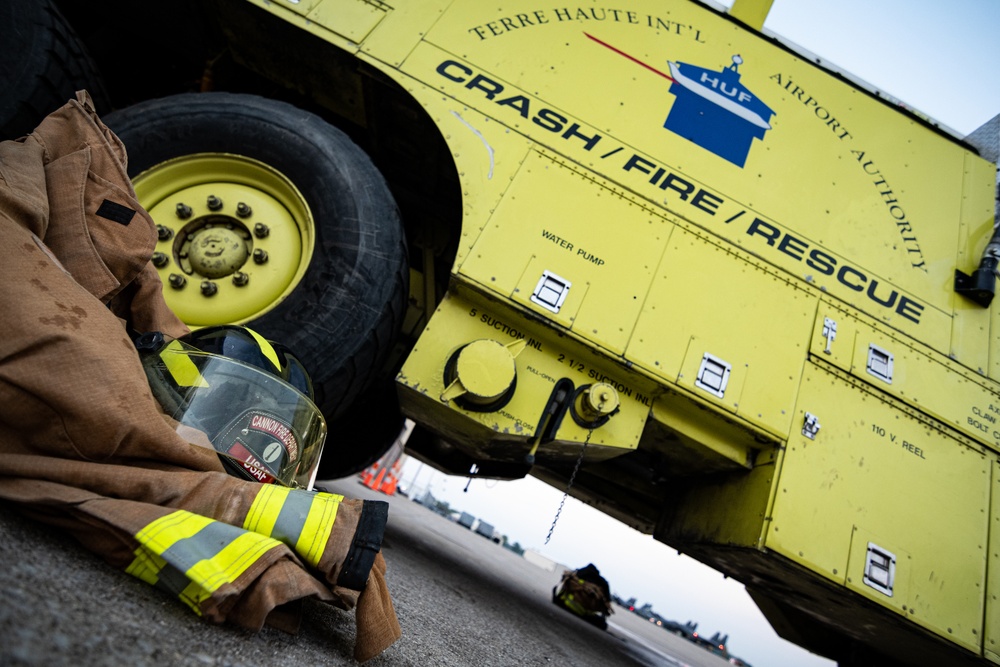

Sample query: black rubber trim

[534,378,575,445]
[336,500,388,591]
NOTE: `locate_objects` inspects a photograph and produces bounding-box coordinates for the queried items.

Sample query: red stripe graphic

[584,32,674,82]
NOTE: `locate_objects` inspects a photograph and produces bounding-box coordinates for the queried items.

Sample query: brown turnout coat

[0,92,400,662]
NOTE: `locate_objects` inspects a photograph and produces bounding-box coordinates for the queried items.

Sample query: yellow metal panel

[650,389,766,471]
[951,292,991,377]
[350,67,536,268]
[397,288,652,458]
[460,150,672,356]
[657,460,776,548]
[510,254,584,329]
[244,0,389,52]
[360,0,453,67]
[677,335,745,417]
[987,457,1000,662]
[268,0,323,17]
[811,304,1000,454]
[629,226,816,437]
[950,152,997,374]
[621,230,696,382]
[388,1,994,364]
[771,363,989,652]
[241,0,361,53]
[305,0,387,43]
[727,0,774,30]
[808,302,860,372]
[992,295,1000,383]
[434,103,535,268]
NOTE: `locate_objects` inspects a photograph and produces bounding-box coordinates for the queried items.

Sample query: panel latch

[822,317,837,354]
[802,412,821,439]
[863,542,896,597]
[866,344,894,384]
[695,353,731,398]
[530,270,571,313]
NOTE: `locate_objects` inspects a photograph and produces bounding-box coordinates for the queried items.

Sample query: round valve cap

[453,339,517,404]
[583,382,620,417]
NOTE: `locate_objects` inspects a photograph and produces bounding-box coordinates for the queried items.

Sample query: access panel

[769,361,990,654]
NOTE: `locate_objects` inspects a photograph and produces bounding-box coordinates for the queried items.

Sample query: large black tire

[105,93,408,477]
[322,375,408,477]
[0,0,110,139]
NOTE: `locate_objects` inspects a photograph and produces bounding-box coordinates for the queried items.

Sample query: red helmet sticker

[226,440,277,484]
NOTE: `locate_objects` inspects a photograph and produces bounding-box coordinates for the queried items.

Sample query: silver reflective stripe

[243,486,343,568]
[158,520,246,573]
[127,509,284,615]
[269,488,316,547]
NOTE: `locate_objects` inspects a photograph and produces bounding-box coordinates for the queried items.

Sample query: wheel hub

[134,153,314,326]
[188,227,249,278]
[186,226,249,278]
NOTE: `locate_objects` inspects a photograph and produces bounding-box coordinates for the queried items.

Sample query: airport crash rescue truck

[6,0,999,665]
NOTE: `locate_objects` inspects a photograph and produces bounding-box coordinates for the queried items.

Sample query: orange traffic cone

[359,420,414,496]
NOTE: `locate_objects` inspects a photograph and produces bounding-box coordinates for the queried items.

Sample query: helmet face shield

[178,325,315,399]
[142,340,326,488]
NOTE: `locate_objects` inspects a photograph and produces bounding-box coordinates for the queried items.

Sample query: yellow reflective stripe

[161,339,209,387]
[135,508,215,554]
[295,493,340,568]
[178,530,282,610]
[242,486,344,569]
[243,484,293,537]
[245,327,281,374]
[127,509,284,616]
[563,594,589,616]
[125,548,167,586]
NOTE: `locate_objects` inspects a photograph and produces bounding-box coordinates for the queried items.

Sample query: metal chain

[545,428,594,545]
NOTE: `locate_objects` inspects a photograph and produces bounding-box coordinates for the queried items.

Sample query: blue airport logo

[664,55,775,167]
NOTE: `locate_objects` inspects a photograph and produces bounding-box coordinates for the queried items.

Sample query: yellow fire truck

[4,0,998,664]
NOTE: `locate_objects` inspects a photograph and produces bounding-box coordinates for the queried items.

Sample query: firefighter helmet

[138,326,326,489]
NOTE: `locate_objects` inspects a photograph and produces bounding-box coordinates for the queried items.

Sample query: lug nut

[168,274,187,289]
[175,203,193,219]
[253,249,269,264]
[200,280,218,296]
[156,224,174,241]
[232,271,249,287]
[236,202,252,218]
[152,252,170,268]
[253,223,270,238]
[207,195,223,211]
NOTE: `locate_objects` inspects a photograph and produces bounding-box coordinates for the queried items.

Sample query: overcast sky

[393,2,999,666]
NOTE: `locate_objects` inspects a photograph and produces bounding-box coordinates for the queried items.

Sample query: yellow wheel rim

[134,153,315,326]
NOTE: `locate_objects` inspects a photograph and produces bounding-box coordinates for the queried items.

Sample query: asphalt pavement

[0,476,732,667]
